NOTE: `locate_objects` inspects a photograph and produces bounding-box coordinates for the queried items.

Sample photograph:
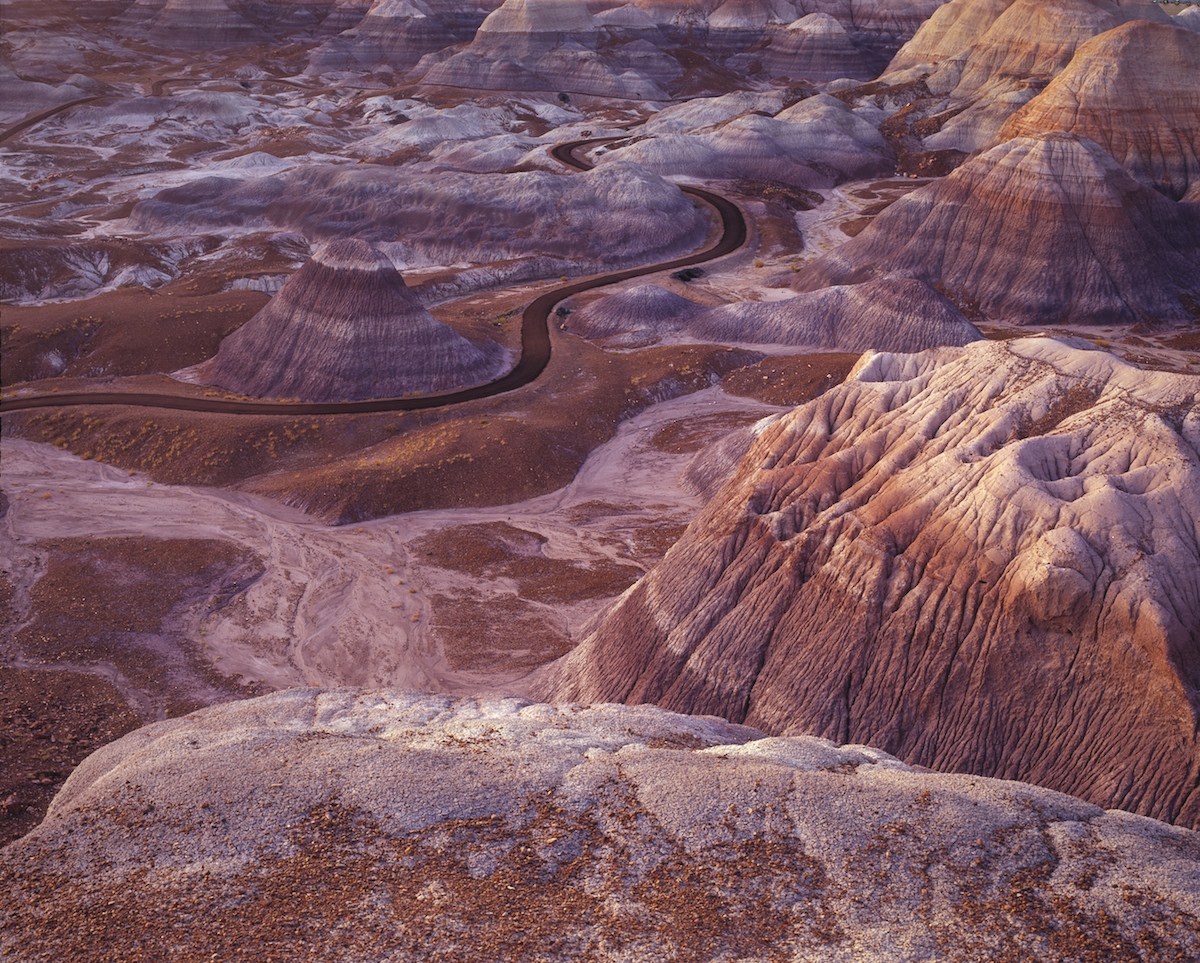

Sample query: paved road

[1,138,746,416]
[0,96,105,145]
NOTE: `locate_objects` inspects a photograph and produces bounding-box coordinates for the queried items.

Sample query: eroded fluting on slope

[537,337,1200,828]
[792,133,1200,326]
[999,18,1200,200]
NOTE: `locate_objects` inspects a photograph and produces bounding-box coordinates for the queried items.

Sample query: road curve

[1,140,747,417]
[0,96,106,145]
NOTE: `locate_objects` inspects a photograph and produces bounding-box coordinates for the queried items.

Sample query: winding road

[0,96,105,145]
[1,138,746,416]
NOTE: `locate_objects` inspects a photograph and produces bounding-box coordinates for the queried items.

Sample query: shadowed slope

[145,0,269,48]
[536,338,1200,828]
[570,278,982,352]
[759,13,887,82]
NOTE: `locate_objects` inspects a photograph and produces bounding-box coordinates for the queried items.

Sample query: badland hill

[2,0,1198,956]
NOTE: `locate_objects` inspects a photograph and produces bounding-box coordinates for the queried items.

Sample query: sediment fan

[201,239,505,402]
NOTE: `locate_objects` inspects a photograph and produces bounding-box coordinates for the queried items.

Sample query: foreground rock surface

[538,338,1200,828]
[3,689,1198,962]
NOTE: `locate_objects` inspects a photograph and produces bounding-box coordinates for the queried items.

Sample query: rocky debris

[792,132,1200,326]
[570,278,982,352]
[1000,19,1200,200]
[537,337,1200,829]
[2,688,1198,962]
[0,666,143,848]
[200,239,506,401]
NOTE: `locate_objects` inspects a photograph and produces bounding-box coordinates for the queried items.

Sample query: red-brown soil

[413,522,641,605]
[430,593,573,673]
[5,338,762,522]
[0,663,141,847]
[10,536,265,712]
[719,353,860,407]
[1,285,267,385]
[0,534,264,844]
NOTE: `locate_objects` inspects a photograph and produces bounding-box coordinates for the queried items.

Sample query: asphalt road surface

[1,138,747,416]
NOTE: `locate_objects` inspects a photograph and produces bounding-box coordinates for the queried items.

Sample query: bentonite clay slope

[4,690,1198,962]
[570,277,982,352]
[143,0,269,48]
[999,19,1200,200]
[603,93,893,190]
[201,239,505,402]
[307,0,502,74]
[537,337,1200,828]
[792,132,1200,326]
[882,0,1171,95]
[759,13,887,82]
[878,0,1174,151]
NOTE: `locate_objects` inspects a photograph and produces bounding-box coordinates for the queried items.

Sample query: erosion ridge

[537,336,1200,829]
